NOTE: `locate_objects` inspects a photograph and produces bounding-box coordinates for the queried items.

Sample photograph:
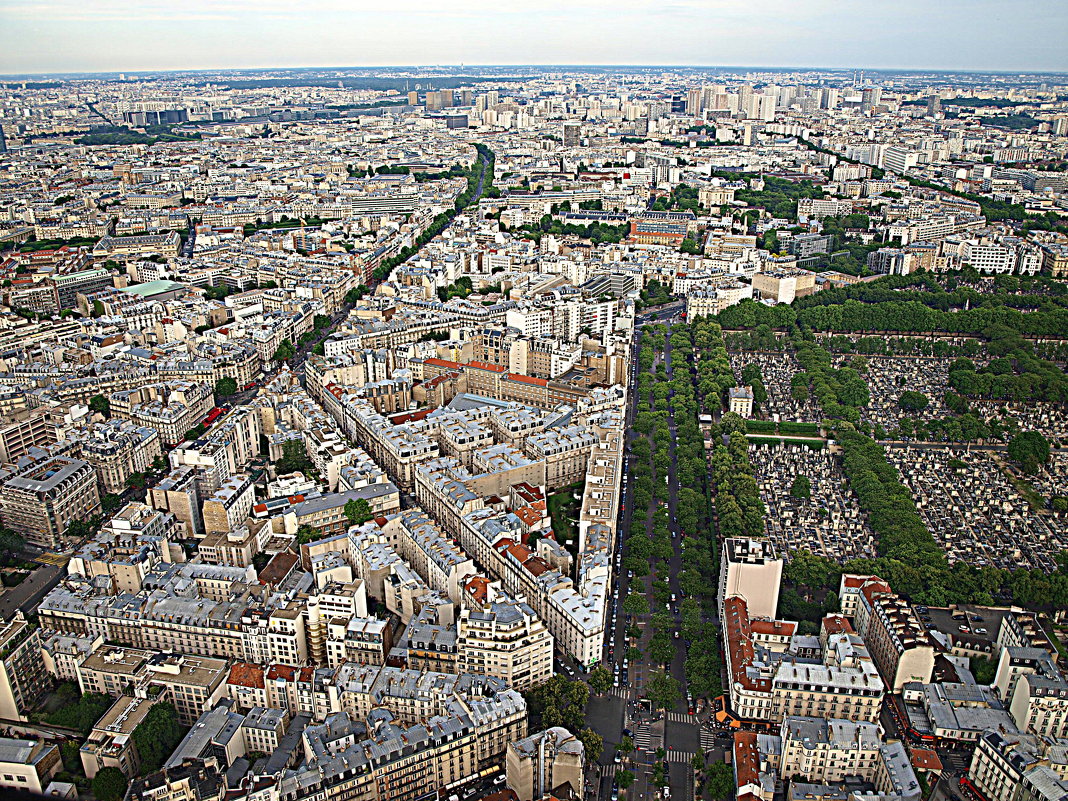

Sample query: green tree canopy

[276,439,312,475]
[272,339,296,362]
[344,498,373,527]
[214,376,238,397]
[647,670,681,710]
[588,665,613,695]
[1008,431,1051,475]
[622,592,650,616]
[705,762,735,800]
[898,391,929,413]
[91,767,128,801]
[132,702,184,773]
[790,475,811,500]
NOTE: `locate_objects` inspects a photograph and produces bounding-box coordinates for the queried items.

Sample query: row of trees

[819,333,985,358]
[720,295,1068,339]
[371,144,495,282]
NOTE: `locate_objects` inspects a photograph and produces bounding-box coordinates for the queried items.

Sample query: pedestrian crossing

[596,764,618,780]
[36,552,68,567]
[664,712,696,724]
[633,724,657,752]
[665,750,696,764]
[609,686,630,699]
[700,728,718,751]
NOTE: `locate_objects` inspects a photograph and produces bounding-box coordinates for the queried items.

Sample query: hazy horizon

[1,0,1066,76]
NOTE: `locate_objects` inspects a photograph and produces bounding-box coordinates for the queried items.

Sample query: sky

[0,0,1066,76]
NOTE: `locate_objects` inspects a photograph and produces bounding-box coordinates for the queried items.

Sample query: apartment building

[969,729,1068,801]
[80,695,155,779]
[76,420,162,495]
[110,381,215,445]
[77,646,227,727]
[853,583,936,691]
[0,613,47,722]
[68,502,175,593]
[0,409,58,464]
[457,601,553,691]
[723,596,883,724]
[752,267,817,304]
[1009,666,1068,740]
[148,465,204,538]
[201,472,255,534]
[778,717,881,783]
[1,455,101,547]
[524,425,596,489]
[0,738,61,795]
[719,537,783,621]
[506,727,585,801]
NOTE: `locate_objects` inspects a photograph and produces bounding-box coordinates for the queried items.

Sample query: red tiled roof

[524,556,551,577]
[425,357,461,369]
[910,747,943,772]
[466,360,506,373]
[734,731,761,789]
[259,550,299,585]
[723,596,772,693]
[843,574,886,590]
[267,664,299,682]
[505,373,548,387]
[751,619,797,637]
[227,662,265,689]
[463,575,491,605]
[822,614,855,636]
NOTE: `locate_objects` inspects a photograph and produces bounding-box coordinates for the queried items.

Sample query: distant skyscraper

[0,125,6,154]
[562,122,581,147]
[926,95,942,115]
[408,91,419,106]
[685,88,703,116]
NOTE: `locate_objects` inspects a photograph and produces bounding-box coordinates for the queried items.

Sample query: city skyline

[1,0,1067,75]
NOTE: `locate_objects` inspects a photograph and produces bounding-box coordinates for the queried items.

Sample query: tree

[89,394,110,417]
[706,762,735,800]
[648,630,676,665]
[91,767,128,801]
[618,735,634,756]
[313,314,331,331]
[588,665,613,695]
[344,498,373,527]
[622,592,649,616]
[647,670,681,710]
[616,770,635,791]
[45,692,112,736]
[125,472,147,490]
[762,229,780,253]
[898,391,929,413]
[215,377,238,397]
[790,475,811,500]
[1008,431,1050,474]
[276,439,312,475]
[344,285,369,304]
[679,237,702,255]
[272,339,296,362]
[132,702,184,773]
[577,728,603,762]
[296,524,321,545]
[691,752,705,771]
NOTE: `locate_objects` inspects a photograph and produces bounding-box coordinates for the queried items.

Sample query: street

[587,307,710,801]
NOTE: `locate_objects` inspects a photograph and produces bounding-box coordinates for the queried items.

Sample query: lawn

[547,481,584,551]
